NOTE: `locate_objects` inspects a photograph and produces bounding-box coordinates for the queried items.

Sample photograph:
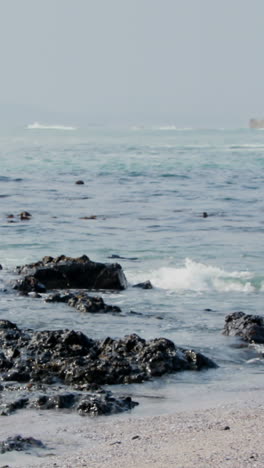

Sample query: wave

[229,144,264,149]
[26,122,77,131]
[145,258,263,293]
[154,126,193,131]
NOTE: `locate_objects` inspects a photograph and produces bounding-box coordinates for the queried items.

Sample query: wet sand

[1,389,263,468]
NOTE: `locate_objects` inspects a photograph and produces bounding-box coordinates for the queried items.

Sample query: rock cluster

[46,292,121,314]
[0,320,216,388]
[0,254,219,418]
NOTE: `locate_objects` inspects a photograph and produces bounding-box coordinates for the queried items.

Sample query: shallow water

[0,125,263,416]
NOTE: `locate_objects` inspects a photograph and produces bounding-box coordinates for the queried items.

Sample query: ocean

[0,124,264,416]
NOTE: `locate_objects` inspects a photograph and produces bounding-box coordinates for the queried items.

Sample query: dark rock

[133,281,153,289]
[0,385,138,417]
[202,212,208,218]
[0,435,45,453]
[0,322,217,389]
[15,255,127,292]
[0,320,18,330]
[75,180,84,184]
[14,276,46,293]
[76,393,137,416]
[46,292,121,314]
[108,254,138,261]
[0,265,2,270]
[1,398,29,416]
[223,312,264,343]
[20,211,32,220]
[32,392,77,410]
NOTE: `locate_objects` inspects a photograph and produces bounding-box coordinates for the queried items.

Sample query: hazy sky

[1,0,264,127]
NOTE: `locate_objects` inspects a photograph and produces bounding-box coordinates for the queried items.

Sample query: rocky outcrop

[1,386,137,417]
[14,255,127,292]
[0,320,216,416]
[0,320,216,387]
[46,292,121,314]
[223,312,264,343]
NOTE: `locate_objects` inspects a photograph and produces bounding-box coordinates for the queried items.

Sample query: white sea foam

[154,126,193,131]
[147,258,256,293]
[26,122,77,131]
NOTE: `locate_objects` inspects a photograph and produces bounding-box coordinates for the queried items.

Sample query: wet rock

[133,280,153,289]
[1,398,29,415]
[0,264,2,270]
[223,312,264,343]
[46,291,121,314]
[129,310,143,316]
[0,385,138,417]
[32,392,77,410]
[76,393,137,416]
[108,254,138,261]
[75,180,84,184]
[0,322,217,389]
[15,255,127,292]
[20,211,32,220]
[14,276,46,293]
[80,215,97,220]
[0,435,45,453]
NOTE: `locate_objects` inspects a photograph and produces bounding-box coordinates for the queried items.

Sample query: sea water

[0,125,264,415]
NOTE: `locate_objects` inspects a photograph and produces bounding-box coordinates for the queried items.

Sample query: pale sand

[1,390,264,468]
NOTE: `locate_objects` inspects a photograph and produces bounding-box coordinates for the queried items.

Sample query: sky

[0,0,264,127]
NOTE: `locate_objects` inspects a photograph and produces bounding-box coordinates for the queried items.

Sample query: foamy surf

[143,259,261,293]
[26,122,77,131]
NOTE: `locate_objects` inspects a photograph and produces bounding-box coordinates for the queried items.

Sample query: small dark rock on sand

[0,435,45,453]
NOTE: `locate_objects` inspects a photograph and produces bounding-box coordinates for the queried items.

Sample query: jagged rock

[76,394,136,416]
[0,321,217,388]
[15,255,127,292]
[133,281,153,289]
[0,385,138,417]
[46,292,121,314]
[223,312,264,343]
[0,435,45,453]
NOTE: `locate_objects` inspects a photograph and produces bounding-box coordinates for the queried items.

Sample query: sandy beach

[0,389,263,468]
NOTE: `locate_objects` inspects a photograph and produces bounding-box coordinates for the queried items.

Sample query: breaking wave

[147,259,263,293]
[26,122,77,131]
